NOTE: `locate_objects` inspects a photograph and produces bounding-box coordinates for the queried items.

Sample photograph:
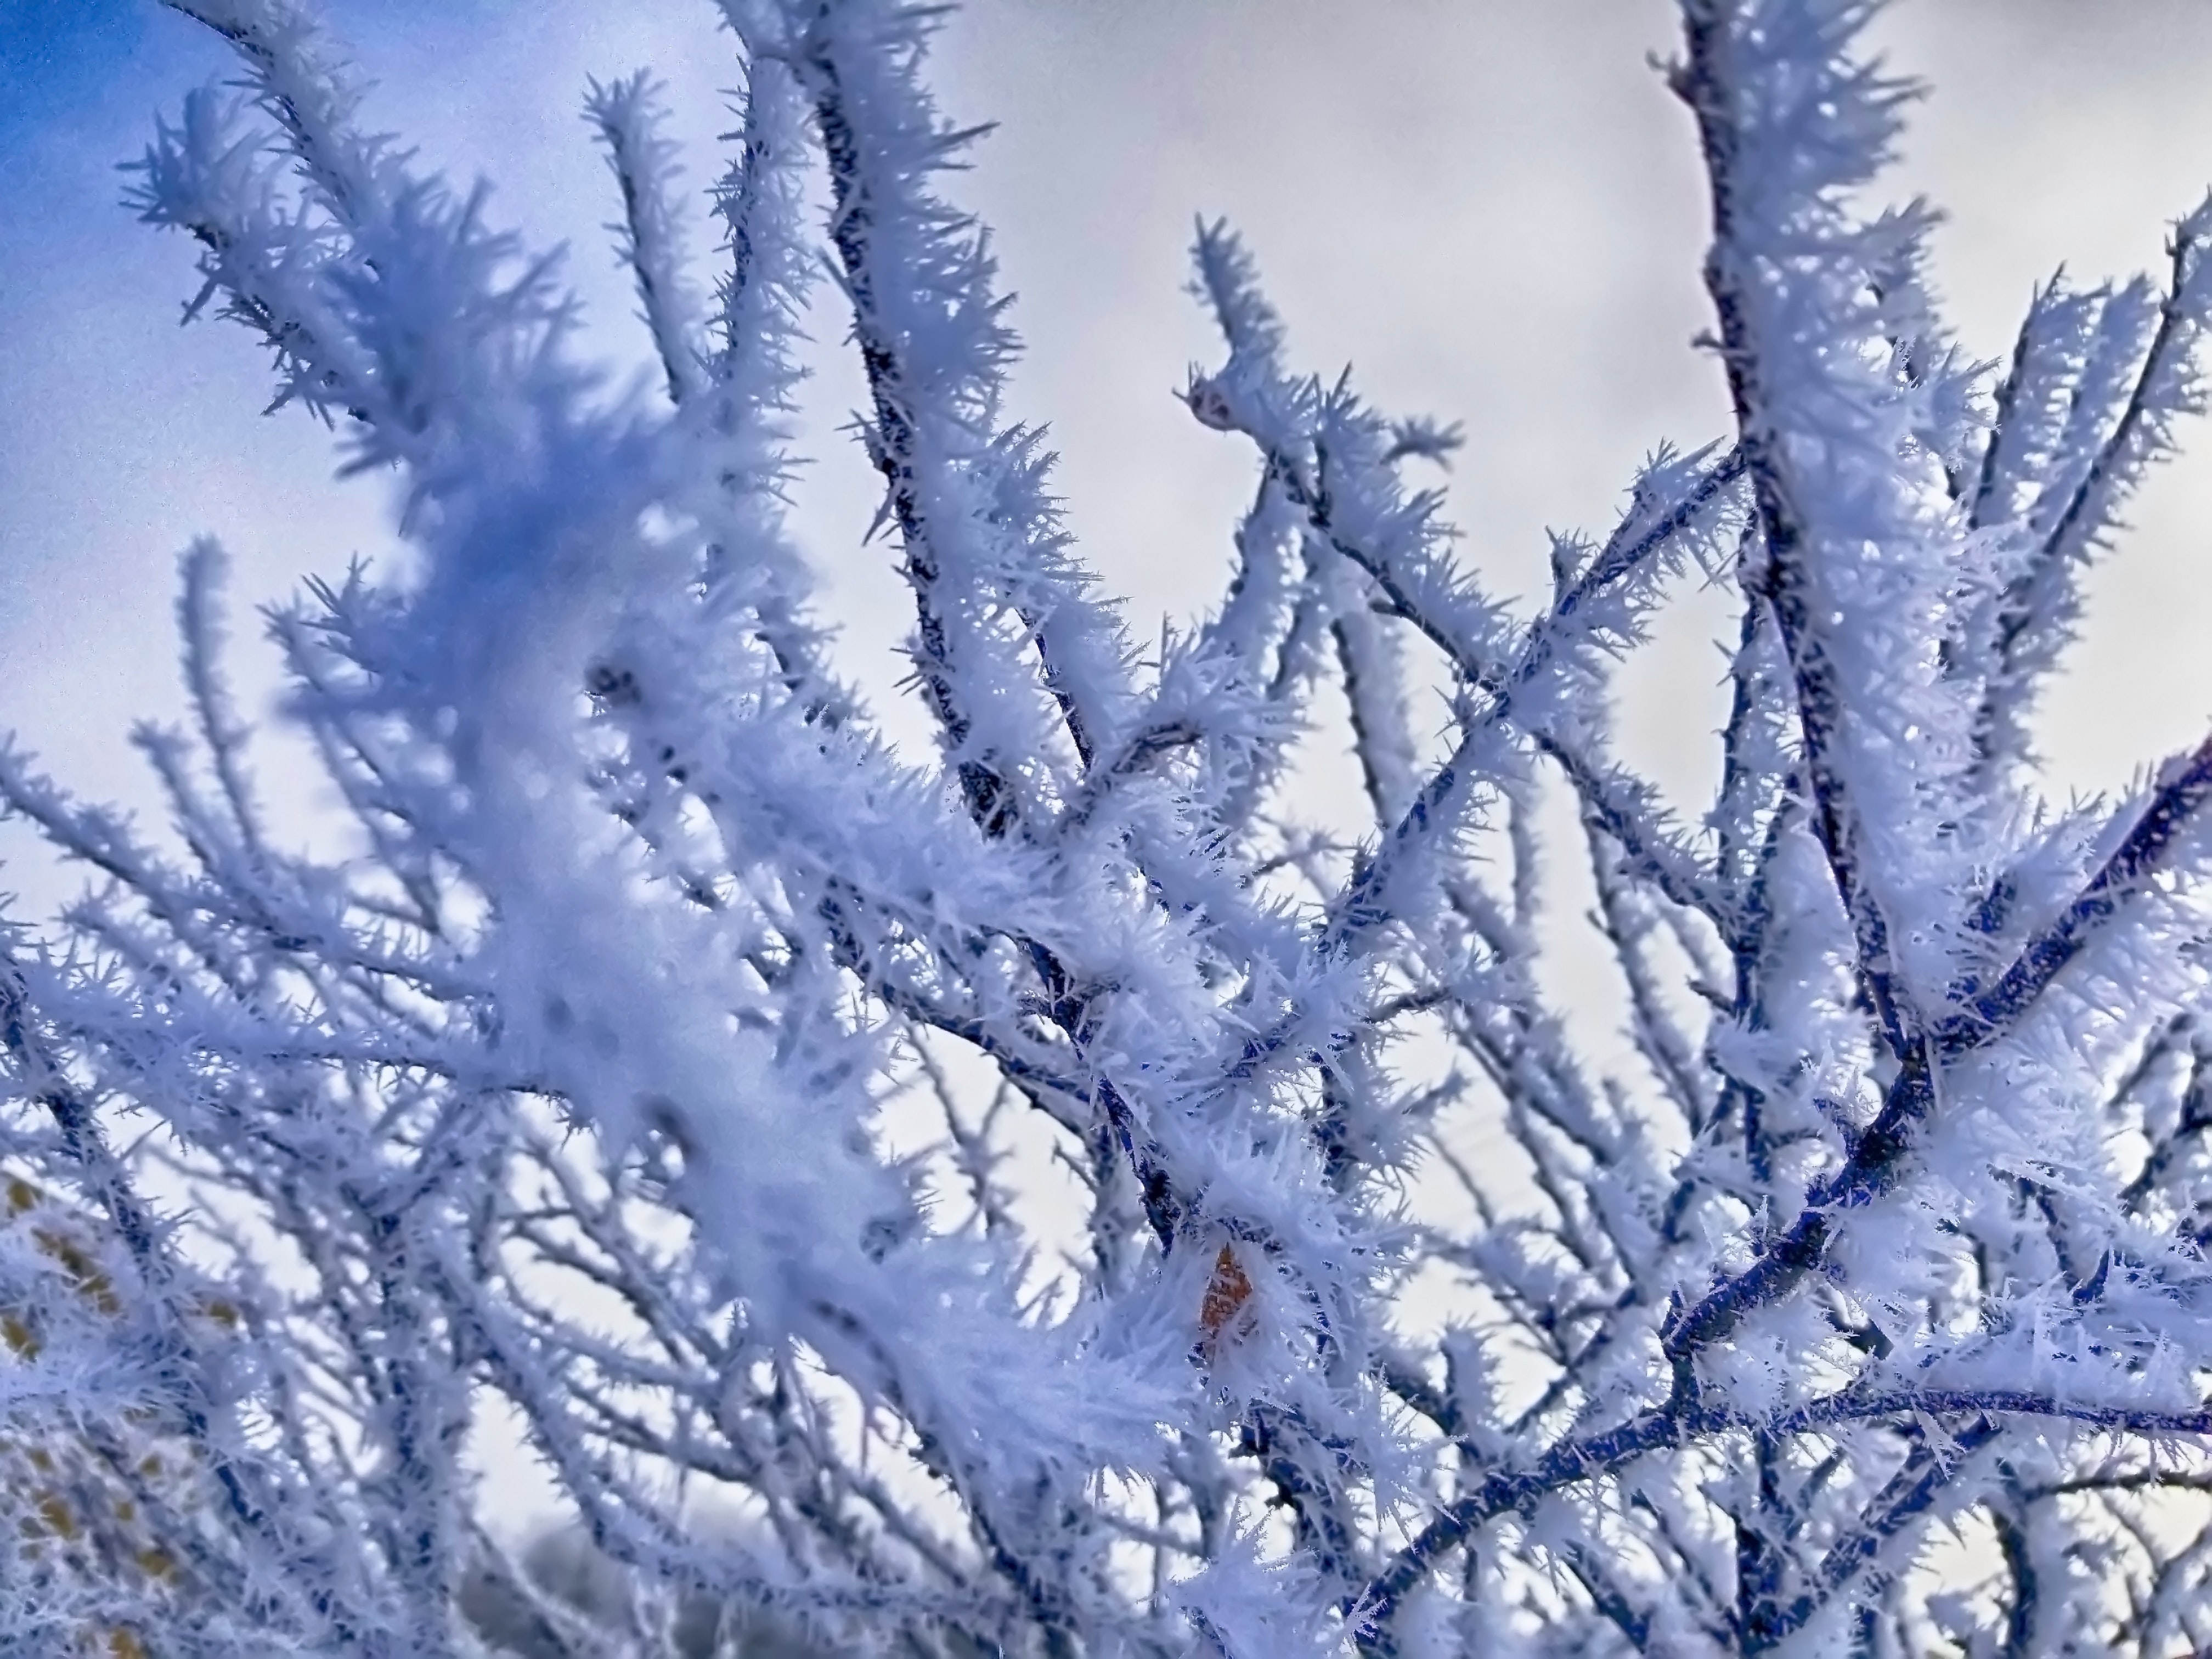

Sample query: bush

[9,0,2212,1652]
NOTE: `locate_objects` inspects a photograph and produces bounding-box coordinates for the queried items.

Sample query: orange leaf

[1199,1243,1254,1356]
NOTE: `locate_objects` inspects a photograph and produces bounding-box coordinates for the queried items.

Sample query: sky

[10,1,2212,907]
[12,0,2212,1121]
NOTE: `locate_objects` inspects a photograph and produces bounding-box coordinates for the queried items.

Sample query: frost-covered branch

[585,71,706,406]
[14,1,2212,1654]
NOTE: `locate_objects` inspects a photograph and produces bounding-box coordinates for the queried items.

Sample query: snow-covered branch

[11,1,2212,1653]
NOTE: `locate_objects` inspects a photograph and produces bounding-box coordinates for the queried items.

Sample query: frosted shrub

[9,0,2212,1652]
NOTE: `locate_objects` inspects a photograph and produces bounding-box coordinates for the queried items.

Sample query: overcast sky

[9,0,2212,890]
